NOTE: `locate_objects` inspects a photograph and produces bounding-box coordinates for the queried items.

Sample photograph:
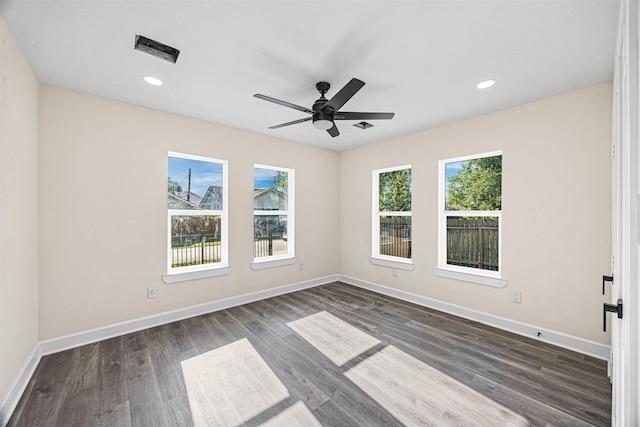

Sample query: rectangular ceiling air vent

[134,35,180,63]
[354,121,374,130]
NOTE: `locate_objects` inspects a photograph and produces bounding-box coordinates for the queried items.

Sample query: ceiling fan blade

[321,78,365,114]
[254,94,313,114]
[327,123,340,137]
[268,116,312,129]
[334,112,395,120]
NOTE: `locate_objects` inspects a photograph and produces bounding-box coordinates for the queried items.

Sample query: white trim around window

[251,164,295,268]
[165,152,229,282]
[437,151,505,285]
[371,165,413,268]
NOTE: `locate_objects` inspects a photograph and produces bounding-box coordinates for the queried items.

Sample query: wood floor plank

[256,401,323,427]
[322,296,611,423]
[144,325,198,404]
[8,350,74,427]
[287,311,381,366]
[124,348,170,427]
[9,282,611,426]
[313,398,378,427]
[345,344,530,426]
[241,320,331,411]
[55,343,101,427]
[96,337,128,420]
[164,395,194,427]
[181,337,290,426]
[470,373,598,427]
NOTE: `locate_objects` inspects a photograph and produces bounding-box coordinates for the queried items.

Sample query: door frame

[611,0,639,425]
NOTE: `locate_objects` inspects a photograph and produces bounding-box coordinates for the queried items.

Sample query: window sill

[433,267,507,288]
[162,266,232,284]
[251,257,296,270]
[369,257,415,271]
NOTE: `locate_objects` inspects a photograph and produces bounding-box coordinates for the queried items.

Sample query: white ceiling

[1,0,619,151]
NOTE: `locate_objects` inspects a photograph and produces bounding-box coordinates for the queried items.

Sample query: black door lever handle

[602,275,613,295]
[603,299,623,332]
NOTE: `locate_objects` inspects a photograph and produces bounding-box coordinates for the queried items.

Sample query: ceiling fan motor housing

[312,98,328,111]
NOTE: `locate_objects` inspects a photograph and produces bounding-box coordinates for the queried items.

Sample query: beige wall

[0,18,40,398]
[340,82,613,343]
[38,86,340,340]
[38,83,613,343]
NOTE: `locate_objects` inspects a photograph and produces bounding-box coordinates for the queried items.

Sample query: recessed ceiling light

[143,75,163,86]
[477,79,496,89]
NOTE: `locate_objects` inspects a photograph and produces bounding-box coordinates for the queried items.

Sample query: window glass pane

[168,157,223,210]
[254,215,288,258]
[254,168,288,210]
[445,155,502,211]
[170,215,221,267]
[379,169,411,212]
[446,216,499,271]
[379,216,412,258]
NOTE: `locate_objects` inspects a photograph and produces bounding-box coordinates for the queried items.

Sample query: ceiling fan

[254,78,394,138]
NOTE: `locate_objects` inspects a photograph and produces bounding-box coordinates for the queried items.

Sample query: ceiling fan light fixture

[313,118,333,130]
[313,111,333,130]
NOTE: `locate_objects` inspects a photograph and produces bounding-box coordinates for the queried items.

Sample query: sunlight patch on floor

[258,401,322,427]
[345,345,530,426]
[287,311,381,366]
[181,338,289,427]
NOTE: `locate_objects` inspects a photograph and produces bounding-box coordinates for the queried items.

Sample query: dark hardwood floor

[8,282,611,426]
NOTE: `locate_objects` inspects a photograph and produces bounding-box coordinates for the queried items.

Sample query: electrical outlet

[299,262,304,271]
[511,290,521,304]
[392,268,398,277]
[147,287,157,299]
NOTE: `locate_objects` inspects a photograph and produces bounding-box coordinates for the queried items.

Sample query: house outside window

[438,151,502,278]
[253,165,294,264]
[166,152,228,276]
[372,166,412,265]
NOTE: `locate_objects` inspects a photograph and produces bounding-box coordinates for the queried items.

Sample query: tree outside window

[373,166,412,261]
[440,152,502,275]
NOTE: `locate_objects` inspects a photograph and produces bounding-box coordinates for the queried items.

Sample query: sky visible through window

[169,156,222,197]
[444,160,465,202]
[445,160,465,181]
[254,168,288,193]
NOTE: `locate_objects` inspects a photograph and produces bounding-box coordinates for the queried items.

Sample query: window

[166,152,228,278]
[372,166,412,266]
[438,151,502,280]
[252,165,294,266]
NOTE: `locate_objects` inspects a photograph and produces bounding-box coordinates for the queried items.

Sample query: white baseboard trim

[39,274,338,356]
[338,274,610,361]
[0,344,42,427]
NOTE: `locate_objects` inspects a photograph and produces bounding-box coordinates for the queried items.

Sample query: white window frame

[163,152,230,283]
[371,165,414,270]
[435,151,506,287]
[251,164,295,269]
